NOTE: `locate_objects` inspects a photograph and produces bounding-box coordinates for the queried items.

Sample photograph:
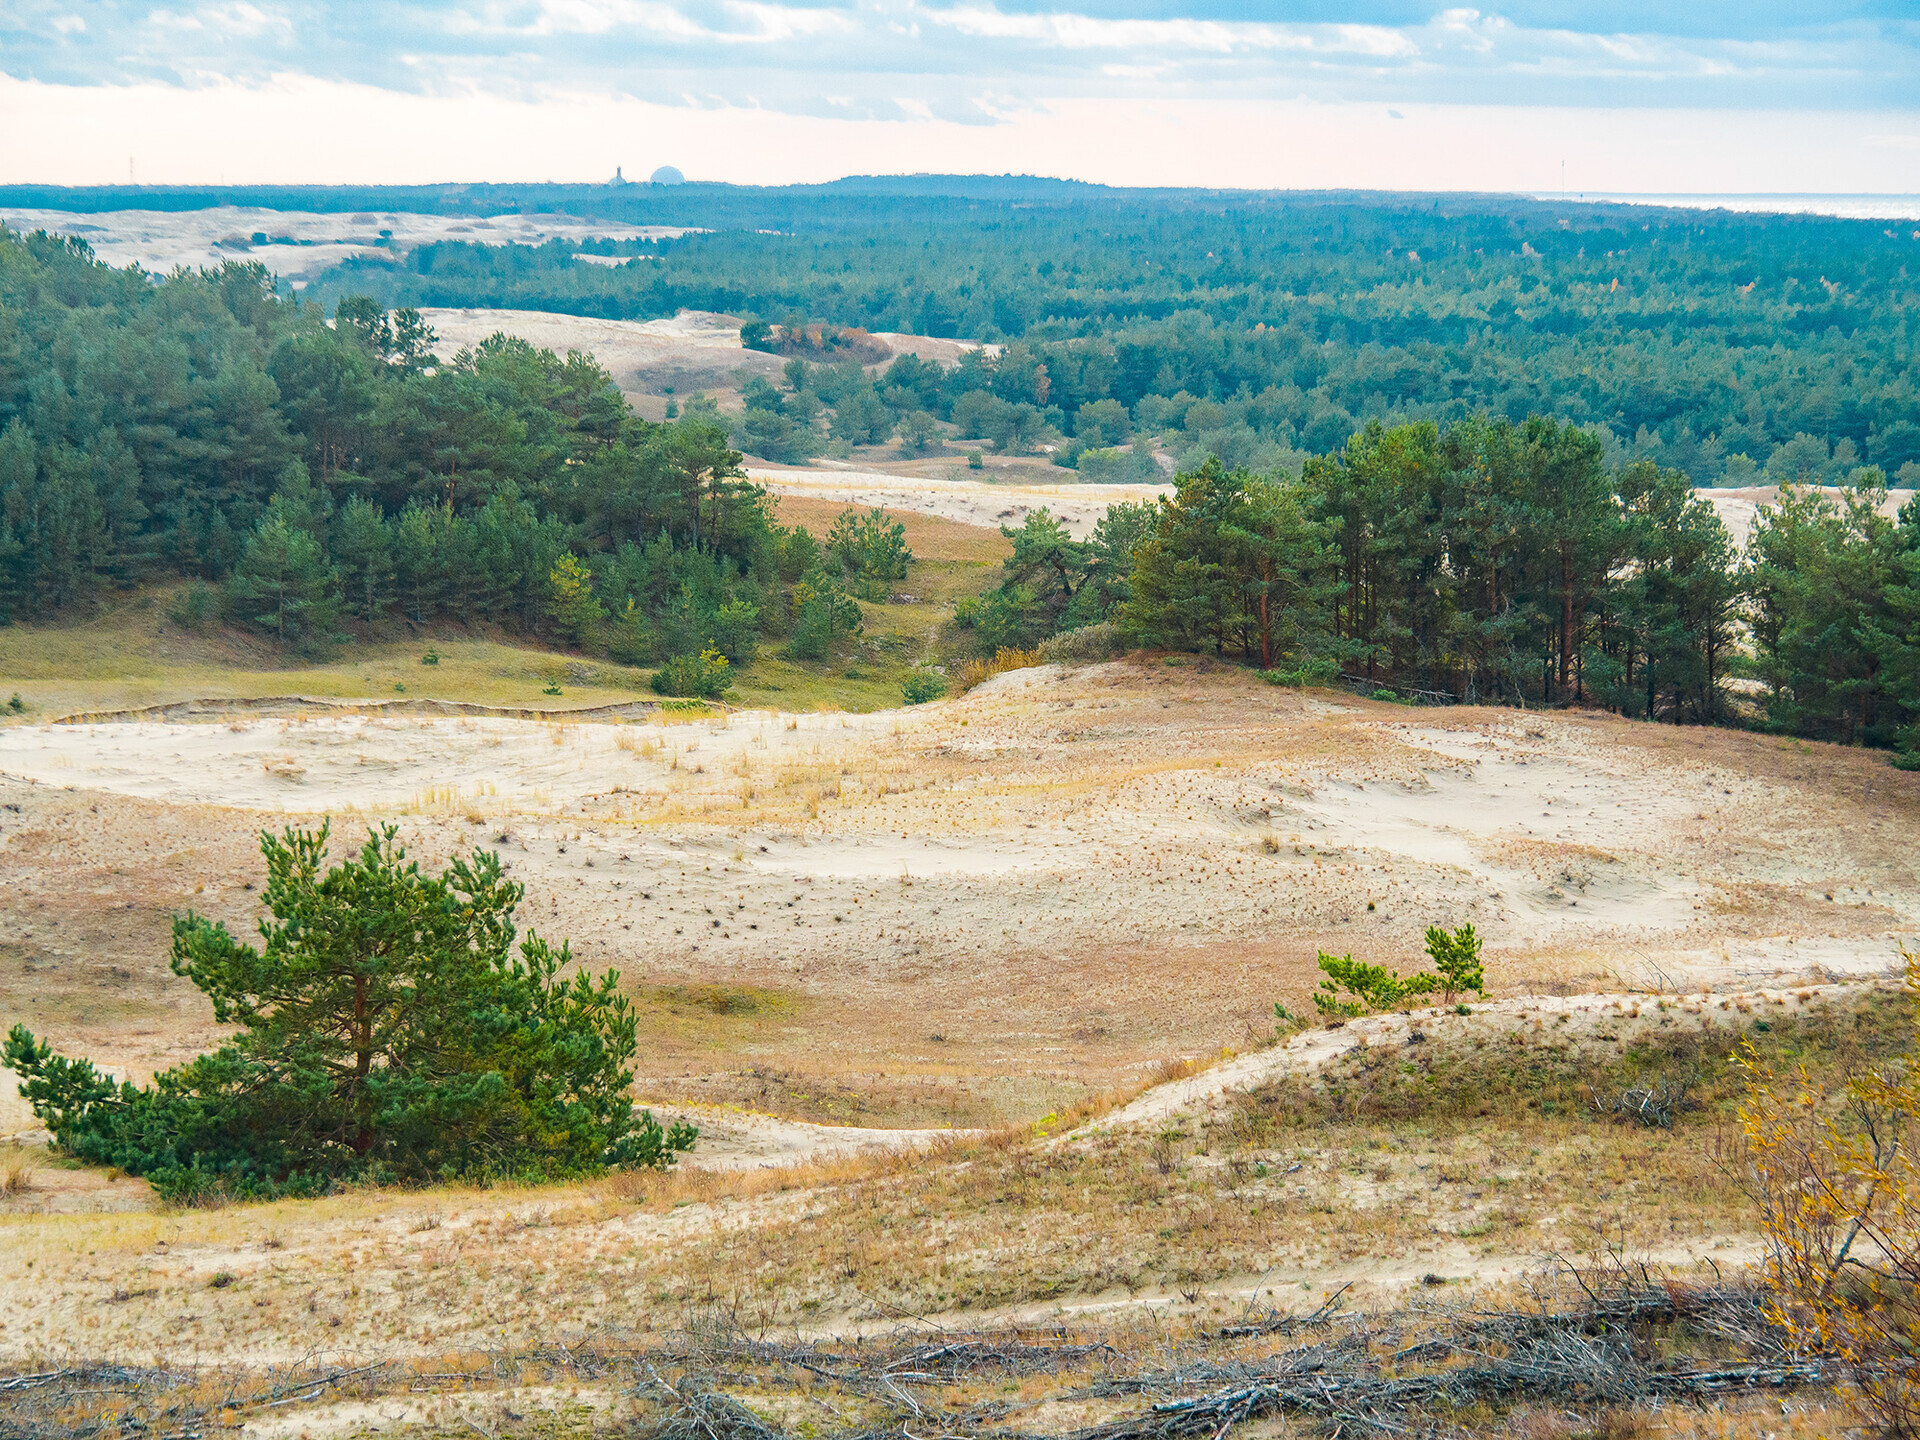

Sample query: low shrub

[1041,622,1125,664]
[166,581,218,632]
[1261,658,1339,687]
[652,648,732,699]
[901,667,949,704]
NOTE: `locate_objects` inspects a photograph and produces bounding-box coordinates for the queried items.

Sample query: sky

[3,1,1919,191]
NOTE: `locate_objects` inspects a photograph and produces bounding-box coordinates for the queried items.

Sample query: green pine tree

[5,823,694,1200]
[332,496,394,621]
[225,512,341,652]
[547,551,606,649]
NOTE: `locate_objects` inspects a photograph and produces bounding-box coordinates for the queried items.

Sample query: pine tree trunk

[1559,550,1574,701]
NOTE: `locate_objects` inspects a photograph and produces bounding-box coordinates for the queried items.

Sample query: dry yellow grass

[0,1144,33,1198]
[768,495,1015,564]
[952,644,1049,693]
[0,1096,1765,1361]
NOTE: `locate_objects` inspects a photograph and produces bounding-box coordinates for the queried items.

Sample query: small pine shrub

[1424,923,1485,1003]
[1261,658,1339,688]
[1311,924,1485,1016]
[901,668,949,704]
[4,824,696,1202]
[1313,952,1428,1016]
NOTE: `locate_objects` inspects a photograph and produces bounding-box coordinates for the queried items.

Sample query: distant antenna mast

[128,156,135,186]
[1560,159,1565,200]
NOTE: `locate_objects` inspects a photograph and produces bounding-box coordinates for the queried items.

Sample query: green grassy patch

[2,539,1004,720]
[628,982,802,1053]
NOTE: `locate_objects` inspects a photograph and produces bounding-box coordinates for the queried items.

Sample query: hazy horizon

[5,3,1919,193]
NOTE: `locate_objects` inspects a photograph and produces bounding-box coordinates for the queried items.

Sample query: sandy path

[748,467,1171,537]
[662,1106,970,1170]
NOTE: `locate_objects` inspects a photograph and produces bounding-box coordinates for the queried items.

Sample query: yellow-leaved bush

[1739,952,1920,1433]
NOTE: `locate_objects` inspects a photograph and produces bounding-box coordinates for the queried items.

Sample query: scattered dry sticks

[0,1271,1837,1440]
[1589,1075,1696,1128]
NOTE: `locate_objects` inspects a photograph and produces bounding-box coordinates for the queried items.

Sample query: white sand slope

[420,307,993,395]
[0,209,691,286]
[3,670,1913,1006]
[1700,485,1912,547]
[748,466,1170,537]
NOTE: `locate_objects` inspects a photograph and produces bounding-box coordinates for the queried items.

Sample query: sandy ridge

[47,694,675,726]
[1075,981,1872,1136]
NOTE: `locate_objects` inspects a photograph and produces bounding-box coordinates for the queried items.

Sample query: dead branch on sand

[0,1266,1837,1440]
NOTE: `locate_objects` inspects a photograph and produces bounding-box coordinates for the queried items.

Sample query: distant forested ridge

[264,186,1920,489]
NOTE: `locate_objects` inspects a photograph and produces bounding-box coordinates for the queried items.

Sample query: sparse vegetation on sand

[3,633,1919,1437]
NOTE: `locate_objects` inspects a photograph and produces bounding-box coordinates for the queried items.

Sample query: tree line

[0,228,895,682]
[967,417,1920,760]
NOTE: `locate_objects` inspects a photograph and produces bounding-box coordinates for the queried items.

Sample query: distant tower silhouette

[611,166,627,185]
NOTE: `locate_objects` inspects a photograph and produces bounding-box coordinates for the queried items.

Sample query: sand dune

[4,659,1913,1137]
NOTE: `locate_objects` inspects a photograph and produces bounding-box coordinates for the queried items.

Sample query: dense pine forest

[286,184,1920,489]
[0,227,868,686]
[3,188,1919,757]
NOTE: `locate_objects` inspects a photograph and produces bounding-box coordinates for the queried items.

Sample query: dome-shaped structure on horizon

[650,165,686,186]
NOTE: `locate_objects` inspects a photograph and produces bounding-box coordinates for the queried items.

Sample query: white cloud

[435,0,852,44]
[3,0,1915,133]
[143,2,289,37]
[725,1,855,42]
[923,7,1421,58]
